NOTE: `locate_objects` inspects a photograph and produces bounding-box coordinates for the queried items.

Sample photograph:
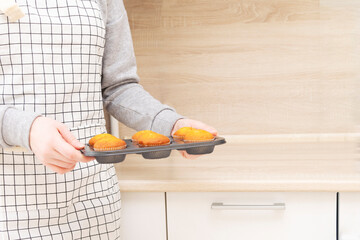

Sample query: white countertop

[115,137,360,192]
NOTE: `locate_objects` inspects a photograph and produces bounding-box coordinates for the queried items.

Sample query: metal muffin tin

[82,136,226,164]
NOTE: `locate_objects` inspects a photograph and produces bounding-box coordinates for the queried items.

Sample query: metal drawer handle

[211,202,286,210]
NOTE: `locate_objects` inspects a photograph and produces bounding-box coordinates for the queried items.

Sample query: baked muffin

[89,133,113,146]
[132,130,156,143]
[93,137,126,151]
[183,129,214,142]
[173,127,193,140]
[137,132,170,147]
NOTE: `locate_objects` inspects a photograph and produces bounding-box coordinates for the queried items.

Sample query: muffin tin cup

[185,145,215,155]
[138,142,171,148]
[93,154,126,164]
[138,142,172,159]
[81,137,226,164]
[141,150,172,159]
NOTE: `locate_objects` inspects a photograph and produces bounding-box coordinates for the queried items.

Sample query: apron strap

[0,0,25,22]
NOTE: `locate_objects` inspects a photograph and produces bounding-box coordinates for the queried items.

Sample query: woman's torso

[0,0,119,212]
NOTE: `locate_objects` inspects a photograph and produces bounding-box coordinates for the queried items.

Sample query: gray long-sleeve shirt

[0,0,182,150]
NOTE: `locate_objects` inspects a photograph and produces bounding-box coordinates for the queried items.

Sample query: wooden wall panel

[118,0,360,137]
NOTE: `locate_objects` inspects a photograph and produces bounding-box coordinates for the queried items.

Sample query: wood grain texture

[119,0,360,137]
[115,141,360,192]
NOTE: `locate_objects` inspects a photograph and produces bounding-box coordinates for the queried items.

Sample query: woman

[0,0,217,239]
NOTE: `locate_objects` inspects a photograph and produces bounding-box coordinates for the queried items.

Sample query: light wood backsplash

[118,0,360,137]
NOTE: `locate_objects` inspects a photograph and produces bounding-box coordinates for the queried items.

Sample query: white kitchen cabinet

[339,192,360,240]
[166,192,336,240]
[120,192,167,240]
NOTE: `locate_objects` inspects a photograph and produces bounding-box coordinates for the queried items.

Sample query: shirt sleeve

[101,0,183,136]
[0,105,41,150]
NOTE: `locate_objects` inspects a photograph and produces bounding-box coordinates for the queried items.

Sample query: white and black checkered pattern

[0,0,121,238]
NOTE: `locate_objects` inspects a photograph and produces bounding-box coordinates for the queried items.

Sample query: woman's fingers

[57,123,84,149]
[201,125,218,136]
[172,119,218,136]
[54,137,94,163]
[179,150,200,160]
[172,119,218,159]
[30,117,95,174]
[50,148,79,164]
[47,158,77,169]
[189,120,218,136]
[43,162,76,174]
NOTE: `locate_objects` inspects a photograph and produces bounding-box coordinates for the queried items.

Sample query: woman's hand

[171,119,218,159]
[29,117,95,174]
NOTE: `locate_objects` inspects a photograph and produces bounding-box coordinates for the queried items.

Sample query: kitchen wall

[118,0,360,138]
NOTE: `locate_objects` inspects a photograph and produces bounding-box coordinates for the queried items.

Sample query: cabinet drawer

[120,192,166,240]
[339,192,360,240]
[167,192,336,240]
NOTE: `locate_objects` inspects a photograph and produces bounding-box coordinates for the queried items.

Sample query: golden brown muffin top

[132,130,156,142]
[183,129,214,141]
[89,133,114,146]
[93,137,126,149]
[173,127,193,138]
[137,132,170,146]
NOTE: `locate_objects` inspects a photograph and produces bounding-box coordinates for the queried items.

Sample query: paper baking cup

[138,142,170,147]
[172,135,184,141]
[93,145,126,152]
[183,138,215,143]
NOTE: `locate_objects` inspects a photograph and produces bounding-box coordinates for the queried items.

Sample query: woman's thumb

[57,124,84,149]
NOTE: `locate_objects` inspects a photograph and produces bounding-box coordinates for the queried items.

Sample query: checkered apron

[0,0,121,239]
